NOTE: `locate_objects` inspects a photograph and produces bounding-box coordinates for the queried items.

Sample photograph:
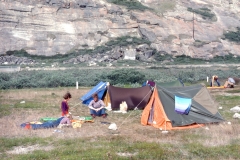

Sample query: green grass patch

[226,89,240,93]
[2,136,239,160]
[151,1,176,15]
[185,142,240,159]
[107,0,151,11]
[13,101,50,109]
[187,7,216,21]
[0,137,49,151]
[0,104,12,118]
[1,136,181,160]
[215,95,240,119]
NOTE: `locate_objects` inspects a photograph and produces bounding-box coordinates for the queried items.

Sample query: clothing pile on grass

[230,106,240,119]
[20,116,94,130]
[20,117,64,130]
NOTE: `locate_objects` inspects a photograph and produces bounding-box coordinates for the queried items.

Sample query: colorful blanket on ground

[21,117,64,130]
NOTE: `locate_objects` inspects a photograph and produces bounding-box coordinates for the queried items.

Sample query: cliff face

[0,0,240,59]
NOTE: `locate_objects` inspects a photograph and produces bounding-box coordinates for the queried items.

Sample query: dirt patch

[6,144,54,154]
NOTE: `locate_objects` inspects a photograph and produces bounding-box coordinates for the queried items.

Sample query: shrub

[100,69,146,85]
[105,36,151,47]
[107,0,151,11]
[153,51,172,62]
[223,27,240,42]
[187,7,216,20]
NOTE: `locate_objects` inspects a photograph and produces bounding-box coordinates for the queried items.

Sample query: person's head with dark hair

[63,92,72,100]
[92,93,98,102]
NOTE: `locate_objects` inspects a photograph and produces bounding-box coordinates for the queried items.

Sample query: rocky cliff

[0,0,240,60]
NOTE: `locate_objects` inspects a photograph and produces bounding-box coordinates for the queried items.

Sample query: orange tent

[141,85,224,130]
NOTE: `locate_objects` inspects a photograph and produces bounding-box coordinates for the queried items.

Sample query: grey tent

[141,84,224,130]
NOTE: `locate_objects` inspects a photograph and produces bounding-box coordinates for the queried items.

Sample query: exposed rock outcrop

[0,0,240,60]
[0,55,36,65]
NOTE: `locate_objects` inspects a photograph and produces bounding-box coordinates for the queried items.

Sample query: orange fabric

[61,111,69,116]
[141,87,172,130]
[141,88,204,130]
[207,86,225,89]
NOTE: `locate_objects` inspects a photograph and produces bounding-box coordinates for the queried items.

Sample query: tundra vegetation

[187,7,216,21]
[1,67,240,89]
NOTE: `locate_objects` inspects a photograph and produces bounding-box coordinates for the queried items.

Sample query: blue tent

[80,81,108,105]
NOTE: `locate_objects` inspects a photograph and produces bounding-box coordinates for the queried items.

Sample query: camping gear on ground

[79,116,94,122]
[119,101,128,113]
[141,84,224,130]
[21,117,64,130]
[101,121,111,124]
[40,117,59,122]
[233,113,240,119]
[108,123,117,130]
[71,116,94,123]
[72,120,84,128]
[230,106,240,113]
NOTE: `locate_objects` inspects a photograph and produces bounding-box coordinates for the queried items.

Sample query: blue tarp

[80,81,107,105]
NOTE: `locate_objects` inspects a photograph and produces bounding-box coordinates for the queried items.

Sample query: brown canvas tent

[81,82,153,110]
[141,84,224,130]
[108,85,153,110]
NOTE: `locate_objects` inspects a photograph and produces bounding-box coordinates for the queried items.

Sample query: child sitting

[58,114,72,128]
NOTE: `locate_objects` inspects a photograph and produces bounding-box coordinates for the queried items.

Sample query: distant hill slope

[0,0,239,59]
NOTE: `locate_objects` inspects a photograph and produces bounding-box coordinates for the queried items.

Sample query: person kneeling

[88,93,107,118]
[224,77,235,88]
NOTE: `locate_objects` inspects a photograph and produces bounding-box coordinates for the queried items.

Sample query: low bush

[107,0,151,11]
[223,27,240,42]
[101,69,146,85]
[105,36,151,47]
[1,67,240,89]
[187,7,216,20]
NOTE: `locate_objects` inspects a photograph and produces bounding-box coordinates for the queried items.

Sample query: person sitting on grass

[88,93,107,118]
[224,77,235,88]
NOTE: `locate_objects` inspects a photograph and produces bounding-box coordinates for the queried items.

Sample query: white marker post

[207,76,209,82]
[76,81,78,89]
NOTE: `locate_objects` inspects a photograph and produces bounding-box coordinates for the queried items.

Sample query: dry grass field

[0,85,240,159]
